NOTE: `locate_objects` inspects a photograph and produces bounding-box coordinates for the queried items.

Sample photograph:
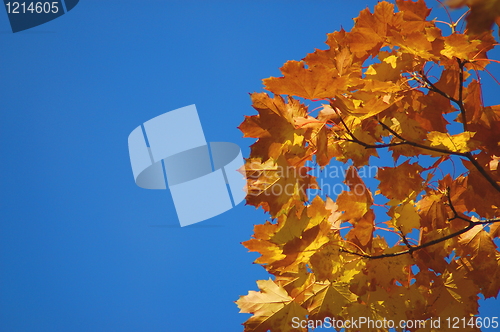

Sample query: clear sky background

[1,1,499,331]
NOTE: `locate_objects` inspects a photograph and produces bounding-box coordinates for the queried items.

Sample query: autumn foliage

[236,0,500,331]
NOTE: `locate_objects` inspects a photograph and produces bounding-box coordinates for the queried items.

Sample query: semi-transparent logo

[128,105,246,227]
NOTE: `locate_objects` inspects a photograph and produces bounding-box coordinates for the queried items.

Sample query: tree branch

[335,116,500,194]
[335,113,466,156]
[378,121,469,156]
[464,152,500,193]
[339,188,500,260]
[420,65,468,132]
[420,71,460,104]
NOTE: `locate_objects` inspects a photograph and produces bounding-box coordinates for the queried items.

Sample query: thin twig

[339,189,500,259]
[420,68,468,131]
[337,118,500,194]
[457,59,468,131]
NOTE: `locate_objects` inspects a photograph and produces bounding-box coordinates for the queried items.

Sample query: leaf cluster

[237,1,500,331]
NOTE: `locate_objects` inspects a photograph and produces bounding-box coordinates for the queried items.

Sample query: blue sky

[0,1,498,331]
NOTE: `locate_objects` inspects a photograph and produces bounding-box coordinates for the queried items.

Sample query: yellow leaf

[237,279,308,332]
[243,238,286,265]
[307,281,355,321]
[366,51,415,82]
[459,224,497,259]
[272,206,309,245]
[241,93,310,161]
[427,131,478,153]
[441,33,481,60]
[325,197,343,230]
[391,200,421,234]
[309,243,342,280]
[365,246,415,286]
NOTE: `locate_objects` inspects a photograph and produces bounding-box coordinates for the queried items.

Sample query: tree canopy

[236,0,500,331]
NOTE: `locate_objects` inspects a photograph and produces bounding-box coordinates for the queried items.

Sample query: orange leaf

[263,61,348,99]
[376,160,424,201]
[337,167,374,220]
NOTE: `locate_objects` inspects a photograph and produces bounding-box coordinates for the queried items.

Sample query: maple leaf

[441,33,481,60]
[387,110,427,145]
[337,167,373,221]
[427,131,479,153]
[314,126,330,167]
[347,285,427,330]
[428,265,480,319]
[417,191,450,230]
[276,267,316,304]
[263,61,349,100]
[448,0,500,35]
[243,235,286,267]
[433,68,460,101]
[304,29,362,76]
[306,281,355,321]
[479,252,500,298]
[237,279,308,332]
[362,245,416,286]
[397,0,431,21]
[463,80,483,124]
[458,224,497,259]
[365,51,415,82]
[240,93,310,161]
[309,243,342,281]
[388,200,421,234]
[244,197,334,274]
[415,228,457,274]
[330,91,401,120]
[456,224,499,297]
[469,106,500,156]
[244,156,316,218]
[414,91,452,132]
[461,159,500,218]
[377,160,424,201]
[325,197,342,230]
[272,216,331,272]
[491,222,500,238]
